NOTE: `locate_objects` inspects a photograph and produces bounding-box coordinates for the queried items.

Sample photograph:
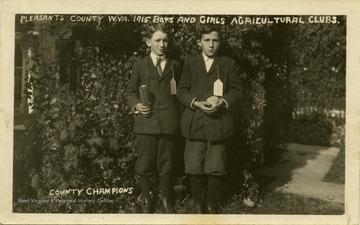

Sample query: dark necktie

[156,57,162,76]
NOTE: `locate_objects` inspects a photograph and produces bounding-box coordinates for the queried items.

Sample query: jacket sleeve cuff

[221,98,229,109]
[190,97,197,109]
[132,103,140,114]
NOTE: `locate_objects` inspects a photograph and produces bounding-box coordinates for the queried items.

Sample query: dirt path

[256,143,344,204]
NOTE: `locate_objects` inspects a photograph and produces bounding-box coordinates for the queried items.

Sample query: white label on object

[213,79,223,96]
[170,77,177,95]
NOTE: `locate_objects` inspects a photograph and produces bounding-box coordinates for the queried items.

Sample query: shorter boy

[177,25,242,214]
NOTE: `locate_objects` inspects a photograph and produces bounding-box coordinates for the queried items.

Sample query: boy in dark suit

[177,24,242,214]
[126,23,181,213]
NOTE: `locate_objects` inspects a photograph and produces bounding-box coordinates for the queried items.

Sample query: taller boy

[126,23,181,213]
[177,25,242,214]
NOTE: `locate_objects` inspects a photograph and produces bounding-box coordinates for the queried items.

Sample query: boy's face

[146,31,169,57]
[197,31,221,58]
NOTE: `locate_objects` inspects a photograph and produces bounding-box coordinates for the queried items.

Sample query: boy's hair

[143,23,169,39]
[197,24,222,40]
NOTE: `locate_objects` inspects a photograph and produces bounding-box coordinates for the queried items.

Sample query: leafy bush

[21,46,142,212]
[287,19,346,148]
[290,113,344,146]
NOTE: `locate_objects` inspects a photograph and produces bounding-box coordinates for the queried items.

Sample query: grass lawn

[174,191,344,215]
[227,191,343,214]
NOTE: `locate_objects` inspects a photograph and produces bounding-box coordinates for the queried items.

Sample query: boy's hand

[136,103,151,117]
[194,101,217,114]
[214,98,224,109]
[206,96,224,109]
[203,96,224,114]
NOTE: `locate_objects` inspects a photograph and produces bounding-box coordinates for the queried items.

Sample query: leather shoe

[194,202,204,214]
[142,198,152,213]
[161,197,175,214]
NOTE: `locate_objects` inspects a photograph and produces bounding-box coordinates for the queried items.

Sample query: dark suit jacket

[126,56,181,134]
[177,54,242,141]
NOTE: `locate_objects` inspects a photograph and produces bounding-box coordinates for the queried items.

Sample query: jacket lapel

[196,54,222,75]
[207,56,222,75]
[159,59,175,81]
[195,54,207,75]
[146,56,161,80]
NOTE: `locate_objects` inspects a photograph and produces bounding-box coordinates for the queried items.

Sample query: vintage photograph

[1,1,360,224]
[12,13,346,212]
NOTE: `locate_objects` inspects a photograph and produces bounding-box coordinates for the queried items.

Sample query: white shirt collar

[150,52,166,64]
[202,53,214,72]
[202,53,213,62]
